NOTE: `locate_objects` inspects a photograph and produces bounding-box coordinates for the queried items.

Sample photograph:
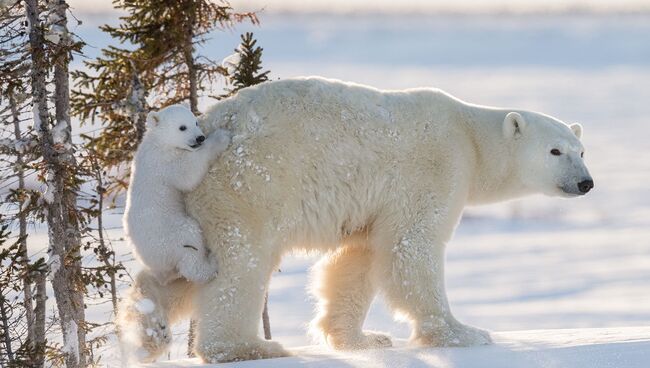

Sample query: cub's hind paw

[178,247,218,284]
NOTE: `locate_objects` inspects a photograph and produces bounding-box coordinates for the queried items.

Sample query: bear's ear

[570,123,583,139]
[146,111,160,127]
[503,112,527,138]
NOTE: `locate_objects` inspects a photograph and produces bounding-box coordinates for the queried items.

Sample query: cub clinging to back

[123,104,230,284]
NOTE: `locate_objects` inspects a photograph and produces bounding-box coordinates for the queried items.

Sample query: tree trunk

[92,157,118,314]
[187,319,196,357]
[0,294,14,363]
[10,90,46,368]
[9,91,37,353]
[182,19,198,114]
[262,293,271,340]
[25,1,87,367]
[128,61,147,147]
[32,272,46,368]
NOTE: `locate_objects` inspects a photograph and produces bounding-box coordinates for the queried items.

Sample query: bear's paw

[197,339,291,363]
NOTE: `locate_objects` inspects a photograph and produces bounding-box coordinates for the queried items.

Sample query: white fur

[127,78,593,363]
[117,270,197,363]
[123,104,231,285]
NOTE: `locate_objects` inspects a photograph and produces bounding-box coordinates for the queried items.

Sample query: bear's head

[145,105,206,151]
[503,111,593,197]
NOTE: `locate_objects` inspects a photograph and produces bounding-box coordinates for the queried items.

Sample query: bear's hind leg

[194,230,290,363]
[311,243,392,350]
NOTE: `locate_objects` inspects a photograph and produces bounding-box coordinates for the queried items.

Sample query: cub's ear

[570,123,583,139]
[503,112,527,138]
[146,111,160,127]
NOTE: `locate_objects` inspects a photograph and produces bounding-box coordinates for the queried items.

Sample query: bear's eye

[179,125,186,131]
[550,149,561,156]
[581,152,584,158]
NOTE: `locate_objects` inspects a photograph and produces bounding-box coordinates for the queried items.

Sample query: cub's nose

[577,179,594,194]
[196,135,206,144]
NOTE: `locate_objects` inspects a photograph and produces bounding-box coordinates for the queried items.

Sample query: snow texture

[143,327,650,368]
[44,24,66,44]
[48,253,60,278]
[52,119,68,144]
[222,52,241,75]
[32,102,41,131]
[62,320,80,362]
[135,298,156,315]
[42,170,55,204]
[1,137,36,153]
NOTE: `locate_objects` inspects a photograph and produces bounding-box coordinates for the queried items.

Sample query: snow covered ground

[145,327,650,368]
[17,9,650,367]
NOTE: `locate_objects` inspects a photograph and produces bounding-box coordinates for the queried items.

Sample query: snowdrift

[144,326,650,368]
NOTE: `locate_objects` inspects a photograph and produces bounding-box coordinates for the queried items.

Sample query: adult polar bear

[149,77,593,362]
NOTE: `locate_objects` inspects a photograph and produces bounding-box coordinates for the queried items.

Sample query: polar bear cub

[124,104,230,284]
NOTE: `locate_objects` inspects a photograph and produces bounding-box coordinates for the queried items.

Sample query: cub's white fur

[123,105,230,285]
[123,78,593,363]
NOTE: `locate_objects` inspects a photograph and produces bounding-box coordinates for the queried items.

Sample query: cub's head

[503,111,593,197]
[146,105,206,151]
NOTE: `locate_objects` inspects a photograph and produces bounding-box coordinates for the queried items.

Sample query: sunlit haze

[68,0,650,15]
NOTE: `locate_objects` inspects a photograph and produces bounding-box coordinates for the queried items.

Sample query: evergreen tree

[1,2,48,366]
[23,0,88,366]
[0,219,47,367]
[71,0,259,197]
[221,32,270,98]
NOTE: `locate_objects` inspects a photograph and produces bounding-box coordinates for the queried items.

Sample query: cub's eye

[550,149,561,156]
[581,152,584,158]
[179,125,186,131]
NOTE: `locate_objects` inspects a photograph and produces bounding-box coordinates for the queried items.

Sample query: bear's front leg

[376,225,491,347]
[194,229,290,363]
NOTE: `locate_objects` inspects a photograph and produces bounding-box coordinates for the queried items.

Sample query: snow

[135,298,156,315]
[222,52,241,75]
[52,119,68,144]
[44,24,66,44]
[143,327,650,368]
[42,170,55,204]
[62,319,80,362]
[19,194,31,213]
[48,253,60,278]
[0,137,36,153]
[32,102,41,131]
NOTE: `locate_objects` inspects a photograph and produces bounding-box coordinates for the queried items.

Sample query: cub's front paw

[208,128,232,151]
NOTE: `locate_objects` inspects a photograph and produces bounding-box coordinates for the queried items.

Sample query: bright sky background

[68,0,650,15]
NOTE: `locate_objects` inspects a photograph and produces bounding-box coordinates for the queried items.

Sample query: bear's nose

[196,135,206,143]
[577,179,594,194]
